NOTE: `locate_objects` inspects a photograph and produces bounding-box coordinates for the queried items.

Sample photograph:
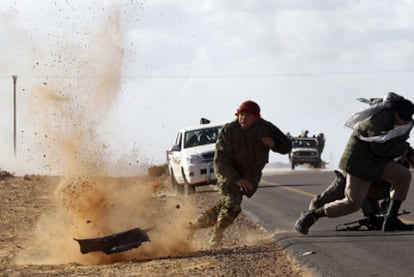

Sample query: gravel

[0,173,308,276]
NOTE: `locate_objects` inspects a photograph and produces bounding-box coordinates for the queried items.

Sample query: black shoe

[382,216,414,231]
[295,210,316,235]
[367,215,384,230]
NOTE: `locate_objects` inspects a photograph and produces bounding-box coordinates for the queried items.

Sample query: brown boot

[295,210,317,235]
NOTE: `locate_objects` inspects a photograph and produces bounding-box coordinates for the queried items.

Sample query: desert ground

[0,169,308,276]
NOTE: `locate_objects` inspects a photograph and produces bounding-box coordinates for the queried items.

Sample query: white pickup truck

[166,122,223,194]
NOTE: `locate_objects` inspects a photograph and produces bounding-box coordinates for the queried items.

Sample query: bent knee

[229,204,241,214]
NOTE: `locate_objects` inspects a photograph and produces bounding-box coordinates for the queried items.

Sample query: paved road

[242,168,414,277]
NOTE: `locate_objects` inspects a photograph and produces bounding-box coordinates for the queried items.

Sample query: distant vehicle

[166,122,223,194]
[289,137,323,170]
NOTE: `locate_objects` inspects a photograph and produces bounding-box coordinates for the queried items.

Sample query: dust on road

[0,172,307,276]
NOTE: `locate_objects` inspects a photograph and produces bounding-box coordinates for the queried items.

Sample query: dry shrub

[0,169,14,180]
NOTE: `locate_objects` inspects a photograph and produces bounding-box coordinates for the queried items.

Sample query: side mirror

[171,144,181,152]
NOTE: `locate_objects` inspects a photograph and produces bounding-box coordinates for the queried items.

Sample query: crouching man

[188,100,292,247]
[295,94,414,234]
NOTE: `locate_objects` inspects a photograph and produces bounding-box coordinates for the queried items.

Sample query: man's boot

[379,198,390,215]
[187,206,220,240]
[382,200,414,231]
[295,207,326,235]
[295,210,316,235]
[187,218,212,240]
[208,226,224,248]
[361,197,383,230]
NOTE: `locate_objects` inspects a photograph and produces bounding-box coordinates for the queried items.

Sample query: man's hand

[236,178,254,192]
[262,137,275,148]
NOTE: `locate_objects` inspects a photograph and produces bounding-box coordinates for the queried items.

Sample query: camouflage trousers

[196,181,242,231]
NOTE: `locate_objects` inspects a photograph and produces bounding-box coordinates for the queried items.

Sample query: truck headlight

[187,154,202,163]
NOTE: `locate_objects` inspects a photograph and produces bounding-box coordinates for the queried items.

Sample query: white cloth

[358,121,413,143]
[344,102,388,129]
[344,92,402,129]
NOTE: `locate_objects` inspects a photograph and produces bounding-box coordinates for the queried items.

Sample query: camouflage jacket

[339,107,413,181]
[214,118,291,197]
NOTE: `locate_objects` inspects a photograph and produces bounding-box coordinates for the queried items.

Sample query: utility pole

[12,75,17,156]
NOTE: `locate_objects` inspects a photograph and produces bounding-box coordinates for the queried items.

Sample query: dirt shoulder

[0,173,307,276]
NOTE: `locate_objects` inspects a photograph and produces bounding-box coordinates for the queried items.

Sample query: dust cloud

[15,8,198,265]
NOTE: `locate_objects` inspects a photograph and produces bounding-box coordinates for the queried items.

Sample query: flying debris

[74,227,150,255]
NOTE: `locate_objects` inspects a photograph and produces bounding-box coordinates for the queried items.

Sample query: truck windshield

[293,139,318,148]
[184,126,222,148]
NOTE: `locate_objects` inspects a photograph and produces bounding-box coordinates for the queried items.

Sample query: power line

[1,69,414,80]
[122,69,414,79]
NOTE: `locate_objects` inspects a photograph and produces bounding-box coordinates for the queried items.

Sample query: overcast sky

[1,0,414,175]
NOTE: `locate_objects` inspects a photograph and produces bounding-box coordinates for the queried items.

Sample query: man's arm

[214,125,241,184]
[269,123,292,154]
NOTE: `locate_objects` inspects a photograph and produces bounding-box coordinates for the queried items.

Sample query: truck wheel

[182,170,196,195]
[291,162,295,170]
[171,171,184,194]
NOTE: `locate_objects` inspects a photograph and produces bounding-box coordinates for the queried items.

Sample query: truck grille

[295,151,317,157]
[202,151,215,162]
[200,167,214,174]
